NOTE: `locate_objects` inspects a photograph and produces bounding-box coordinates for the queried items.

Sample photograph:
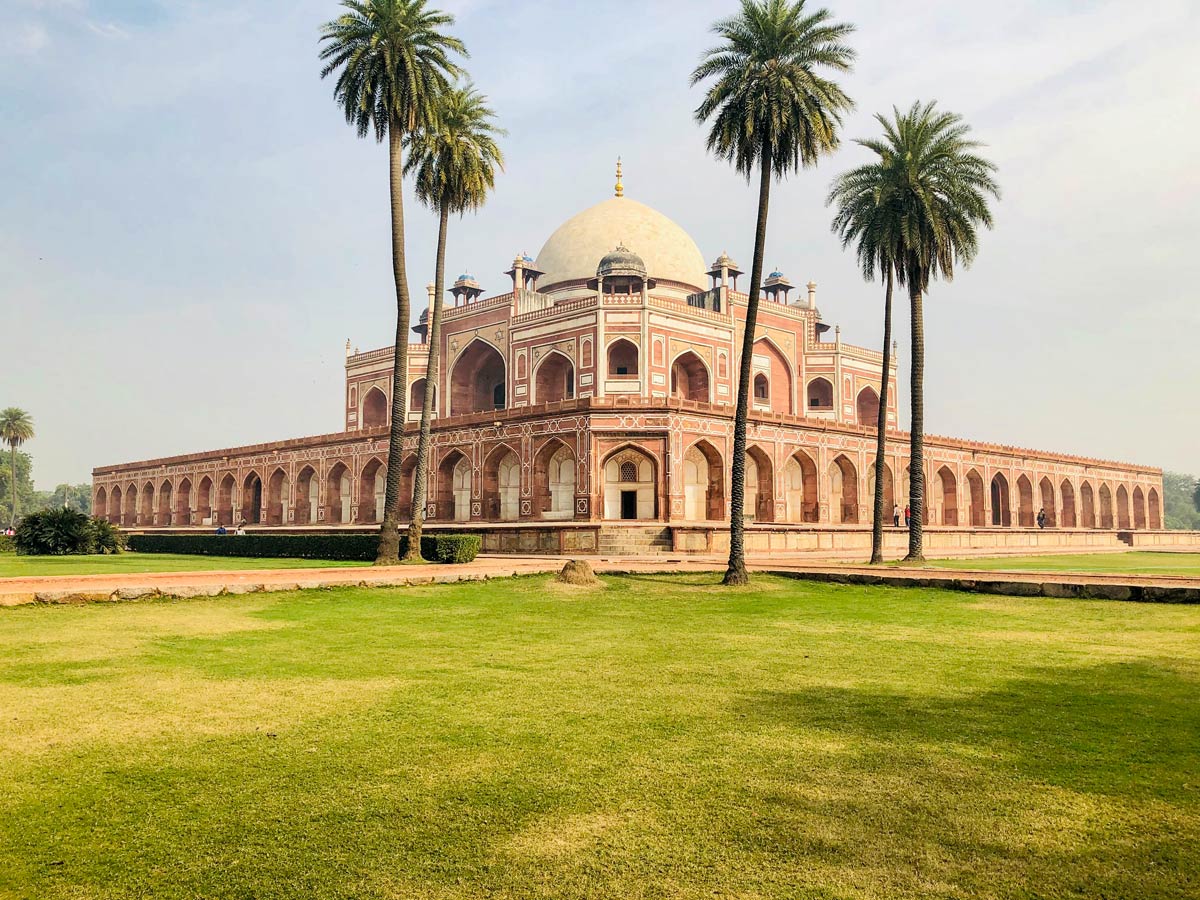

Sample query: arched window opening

[607,339,639,377]
[450,340,507,416]
[534,352,575,405]
[807,377,833,410]
[670,352,710,403]
[856,387,880,428]
[361,388,387,428]
[753,374,769,401]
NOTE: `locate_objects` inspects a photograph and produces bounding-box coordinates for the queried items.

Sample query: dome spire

[614,156,624,198]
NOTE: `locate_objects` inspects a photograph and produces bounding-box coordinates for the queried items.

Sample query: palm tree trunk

[723,147,772,586]
[869,266,894,564]
[403,203,449,561]
[904,274,925,562]
[376,120,412,565]
[9,444,16,528]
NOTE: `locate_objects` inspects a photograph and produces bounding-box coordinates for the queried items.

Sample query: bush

[127,532,481,564]
[14,509,125,555]
[0,533,14,554]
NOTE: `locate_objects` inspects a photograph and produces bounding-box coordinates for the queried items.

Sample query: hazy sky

[3,0,1198,487]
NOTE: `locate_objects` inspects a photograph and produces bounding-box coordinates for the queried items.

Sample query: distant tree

[403,84,504,561]
[1,408,35,527]
[0,449,34,525]
[691,0,855,585]
[869,103,999,562]
[320,0,466,564]
[1194,478,1200,514]
[33,483,93,514]
[1162,471,1200,530]
[828,136,905,564]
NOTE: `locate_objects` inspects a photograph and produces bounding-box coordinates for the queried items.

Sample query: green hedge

[0,533,14,554]
[126,532,480,564]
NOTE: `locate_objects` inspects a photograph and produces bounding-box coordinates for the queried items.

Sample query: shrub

[14,509,125,555]
[0,533,14,554]
[127,532,481,564]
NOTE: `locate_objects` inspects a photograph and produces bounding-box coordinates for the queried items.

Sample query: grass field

[923,551,1200,576]
[0,552,368,578]
[1,574,1197,899]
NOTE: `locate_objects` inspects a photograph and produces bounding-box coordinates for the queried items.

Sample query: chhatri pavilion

[93,165,1164,555]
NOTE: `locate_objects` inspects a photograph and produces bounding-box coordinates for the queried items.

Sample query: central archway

[603,447,657,520]
[450,339,506,416]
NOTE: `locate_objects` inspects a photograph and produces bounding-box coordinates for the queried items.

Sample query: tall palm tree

[402,85,504,561]
[828,160,904,563]
[869,102,999,561]
[1,407,34,528]
[692,0,855,585]
[319,0,466,564]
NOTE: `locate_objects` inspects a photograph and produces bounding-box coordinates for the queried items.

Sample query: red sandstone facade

[93,186,1164,550]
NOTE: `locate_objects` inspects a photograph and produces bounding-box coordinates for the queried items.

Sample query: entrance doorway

[620,490,638,520]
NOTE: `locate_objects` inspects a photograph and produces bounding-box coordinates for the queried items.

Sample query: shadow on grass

[738,659,1200,804]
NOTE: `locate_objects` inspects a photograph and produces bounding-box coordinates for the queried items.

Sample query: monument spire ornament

[614,156,623,198]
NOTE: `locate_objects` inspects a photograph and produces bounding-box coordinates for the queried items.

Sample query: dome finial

[614,156,624,198]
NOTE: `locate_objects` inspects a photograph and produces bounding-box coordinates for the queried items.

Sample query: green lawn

[1,575,1197,899]
[923,551,1200,576]
[0,551,368,578]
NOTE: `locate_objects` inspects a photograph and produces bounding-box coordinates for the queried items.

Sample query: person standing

[893,503,901,527]
[904,504,911,528]
[1037,508,1047,529]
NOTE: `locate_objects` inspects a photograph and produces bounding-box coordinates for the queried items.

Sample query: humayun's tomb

[93,171,1175,556]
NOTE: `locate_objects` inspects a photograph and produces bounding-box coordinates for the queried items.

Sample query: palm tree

[402,85,504,561]
[692,0,855,585]
[1,408,34,528]
[319,0,466,564]
[869,102,999,561]
[828,160,904,564]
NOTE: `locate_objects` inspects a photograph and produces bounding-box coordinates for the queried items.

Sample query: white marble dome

[534,197,707,293]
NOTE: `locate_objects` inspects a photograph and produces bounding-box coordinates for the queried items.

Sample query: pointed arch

[398,454,417,520]
[326,462,351,525]
[1059,479,1076,528]
[783,449,819,523]
[683,440,724,520]
[356,457,385,524]
[866,462,896,518]
[935,466,958,526]
[195,476,213,525]
[175,476,193,526]
[607,338,639,377]
[139,482,155,526]
[602,445,658,520]
[95,486,108,522]
[829,454,859,524]
[806,377,833,411]
[409,378,434,417]
[533,350,575,405]
[294,466,317,525]
[1116,484,1131,529]
[449,338,507,416]
[1148,487,1162,529]
[856,386,880,428]
[1037,477,1055,527]
[435,449,472,522]
[990,473,1011,527]
[482,444,521,521]
[361,387,388,428]
[1133,486,1146,530]
[1016,474,1034,527]
[124,482,138,527]
[752,336,793,414]
[670,351,711,403]
[266,468,289,526]
[106,485,120,524]
[1099,483,1114,529]
[965,469,985,527]
[533,438,577,520]
[1080,481,1096,528]
[745,445,774,522]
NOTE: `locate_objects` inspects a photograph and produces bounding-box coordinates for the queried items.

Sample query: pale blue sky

[3,0,1198,486]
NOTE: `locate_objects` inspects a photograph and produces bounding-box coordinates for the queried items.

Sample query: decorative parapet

[513,294,596,324]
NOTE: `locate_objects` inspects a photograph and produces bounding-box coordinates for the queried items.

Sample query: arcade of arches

[97,432,1165,534]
